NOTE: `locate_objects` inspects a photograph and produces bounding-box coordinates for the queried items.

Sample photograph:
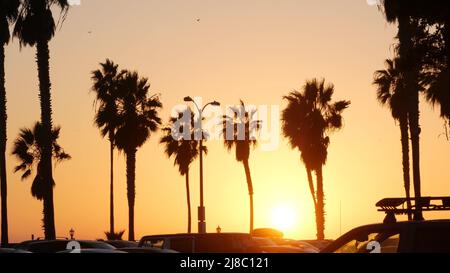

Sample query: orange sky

[3,0,450,242]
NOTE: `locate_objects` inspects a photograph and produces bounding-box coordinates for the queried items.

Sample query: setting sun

[270,204,298,233]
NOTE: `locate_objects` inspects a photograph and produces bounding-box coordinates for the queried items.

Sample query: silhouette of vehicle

[0,248,32,253]
[138,233,316,253]
[322,197,450,253]
[139,233,273,253]
[14,240,116,253]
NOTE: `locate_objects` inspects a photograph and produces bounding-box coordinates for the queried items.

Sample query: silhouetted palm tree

[114,71,162,241]
[0,0,20,247]
[374,58,413,220]
[380,1,441,220]
[12,122,70,229]
[222,100,261,234]
[282,79,350,240]
[91,59,124,237]
[160,108,201,233]
[13,0,70,239]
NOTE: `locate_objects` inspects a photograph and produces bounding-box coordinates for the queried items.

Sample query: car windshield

[334,231,400,253]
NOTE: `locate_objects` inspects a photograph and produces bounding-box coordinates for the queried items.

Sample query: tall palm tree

[0,0,20,247]
[282,79,350,240]
[91,59,124,237]
[114,71,162,241]
[374,58,413,220]
[160,108,200,233]
[222,100,261,234]
[11,122,70,230]
[13,0,70,239]
[381,0,424,220]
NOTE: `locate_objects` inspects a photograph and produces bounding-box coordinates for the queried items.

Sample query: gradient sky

[4,0,450,242]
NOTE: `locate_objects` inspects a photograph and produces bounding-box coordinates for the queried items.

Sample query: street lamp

[184,96,221,234]
[69,228,75,240]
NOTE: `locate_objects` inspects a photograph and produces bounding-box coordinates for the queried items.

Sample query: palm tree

[114,71,162,241]
[91,59,124,237]
[374,58,413,220]
[13,0,70,239]
[160,108,200,233]
[222,100,261,234]
[381,0,424,220]
[0,0,20,247]
[282,79,350,240]
[11,122,70,229]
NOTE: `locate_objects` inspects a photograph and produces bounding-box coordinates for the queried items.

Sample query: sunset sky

[4,0,450,242]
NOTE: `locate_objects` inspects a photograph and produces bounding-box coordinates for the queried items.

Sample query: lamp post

[184,96,220,234]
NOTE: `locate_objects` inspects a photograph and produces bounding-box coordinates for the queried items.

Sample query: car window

[334,231,400,253]
[142,238,165,249]
[413,226,450,253]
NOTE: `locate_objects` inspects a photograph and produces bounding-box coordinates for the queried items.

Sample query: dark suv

[321,220,450,253]
[322,197,450,253]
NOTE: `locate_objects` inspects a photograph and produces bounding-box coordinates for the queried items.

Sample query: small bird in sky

[196,18,201,23]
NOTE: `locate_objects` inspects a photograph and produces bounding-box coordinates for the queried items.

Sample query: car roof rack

[376,197,450,223]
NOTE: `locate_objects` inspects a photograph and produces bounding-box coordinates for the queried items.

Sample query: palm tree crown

[12,122,70,200]
[114,71,162,152]
[91,59,123,139]
[13,0,69,47]
[0,0,20,45]
[161,108,200,176]
[282,79,350,170]
[223,100,261,163]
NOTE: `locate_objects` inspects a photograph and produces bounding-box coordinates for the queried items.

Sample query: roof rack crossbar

[376,196,450,217]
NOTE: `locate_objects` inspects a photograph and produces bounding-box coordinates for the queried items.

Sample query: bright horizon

[4,0,450,243]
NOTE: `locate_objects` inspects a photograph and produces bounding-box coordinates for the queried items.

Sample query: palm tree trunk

[315,167,325,240]
[0,44,8,246]
[409,90,423,221]
[126,148,136,241]
[399,115,412,220]
[397,15,424,221]
[306,167,317,207]
[109,136,115,235]
[36,40,56,240]
[243,159,254,234]
[185,170,191,234]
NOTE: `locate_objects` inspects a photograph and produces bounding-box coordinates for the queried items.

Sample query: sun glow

[270,204,298,232]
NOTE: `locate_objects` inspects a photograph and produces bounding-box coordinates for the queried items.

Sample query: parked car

[322,197,450,253]
[139,233,262,253]
[322,220,450,253]
[14,240,116,253]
